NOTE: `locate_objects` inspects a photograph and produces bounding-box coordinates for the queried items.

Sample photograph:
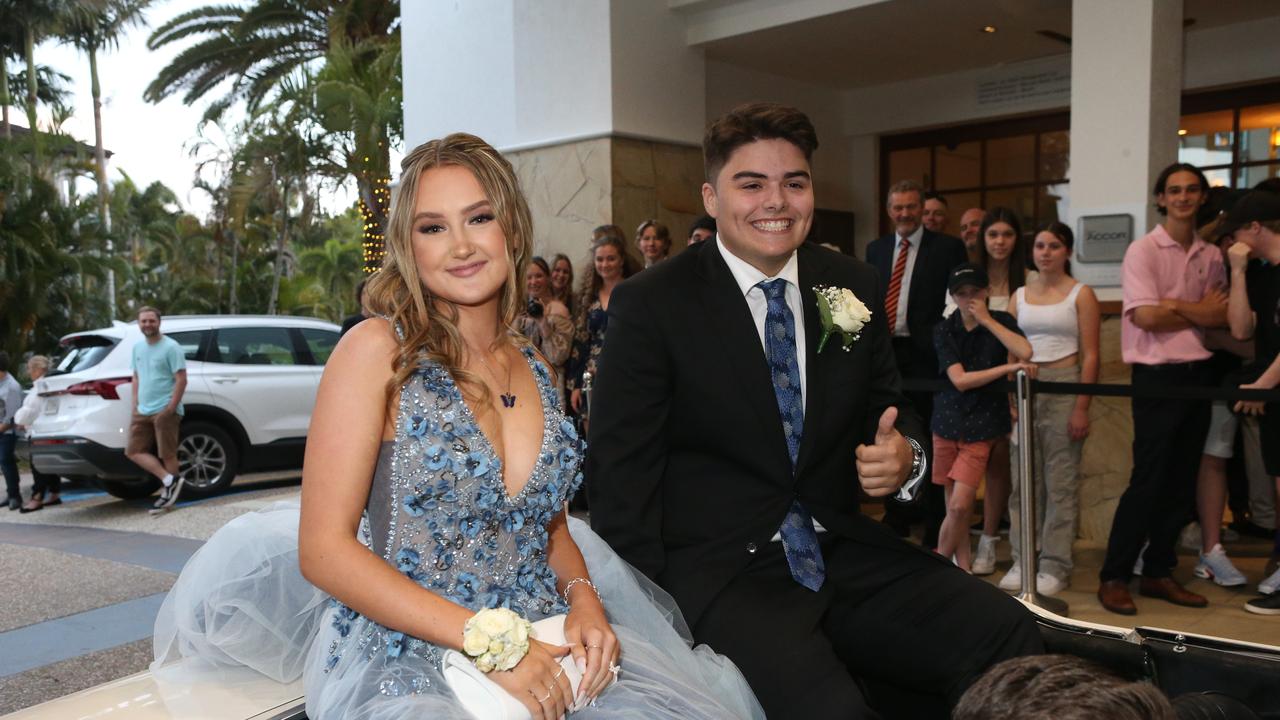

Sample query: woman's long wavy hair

[364,133,533,404]
[574,235,639,315]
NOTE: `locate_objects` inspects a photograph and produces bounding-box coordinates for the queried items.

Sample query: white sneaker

[971,535,997,576]
[998,565,1023,591]
[1260,566,1280,596]
[1193,544,1248,587]
[1036,572,1068,596]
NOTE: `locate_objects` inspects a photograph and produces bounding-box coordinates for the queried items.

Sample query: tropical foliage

[0,0,399,358]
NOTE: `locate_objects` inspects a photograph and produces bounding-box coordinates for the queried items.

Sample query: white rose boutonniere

[462,607,534,672]
[814,285,872,352]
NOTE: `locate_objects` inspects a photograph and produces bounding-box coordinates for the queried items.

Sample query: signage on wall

[1076,214,1133,263]
[975,66,1071,108]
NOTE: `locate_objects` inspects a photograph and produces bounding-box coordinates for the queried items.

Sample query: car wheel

[178,422,240,498]
[101,477,162,500]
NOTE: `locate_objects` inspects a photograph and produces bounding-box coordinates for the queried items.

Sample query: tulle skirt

[152,502,764,719]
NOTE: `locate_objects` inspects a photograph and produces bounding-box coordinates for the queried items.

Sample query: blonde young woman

[549,253,575,315]
[151,134,761,720]
[1000,222,1100,596]
[15,355,61,512]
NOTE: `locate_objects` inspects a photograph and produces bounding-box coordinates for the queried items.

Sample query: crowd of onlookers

[527,163,1280,618]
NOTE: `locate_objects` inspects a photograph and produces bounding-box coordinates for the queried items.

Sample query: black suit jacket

[865,229,967,374]
[586,241,930,628]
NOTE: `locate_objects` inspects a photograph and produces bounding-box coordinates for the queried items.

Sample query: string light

[361,175,392,273]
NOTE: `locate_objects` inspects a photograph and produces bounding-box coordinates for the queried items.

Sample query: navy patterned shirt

[931,309,1024,442]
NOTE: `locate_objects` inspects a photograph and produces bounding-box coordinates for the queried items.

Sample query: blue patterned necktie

[757,279,825,592]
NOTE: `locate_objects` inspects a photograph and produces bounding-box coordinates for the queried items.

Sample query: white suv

[29,315,340,499]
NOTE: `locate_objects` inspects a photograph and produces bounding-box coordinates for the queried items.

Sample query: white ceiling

[697,0,1280,90]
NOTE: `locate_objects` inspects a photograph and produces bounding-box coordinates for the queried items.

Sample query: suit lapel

[795,244,827,476]
[697,243,792,471]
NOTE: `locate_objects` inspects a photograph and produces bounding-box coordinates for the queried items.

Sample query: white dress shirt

[889,225,924,337]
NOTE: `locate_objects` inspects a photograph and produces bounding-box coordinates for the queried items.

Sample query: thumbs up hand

[854,406,913,497]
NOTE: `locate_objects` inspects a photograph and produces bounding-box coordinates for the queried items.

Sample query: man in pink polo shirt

[1098,163,1228,616]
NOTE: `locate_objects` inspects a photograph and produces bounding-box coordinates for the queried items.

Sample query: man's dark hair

[689,215,716,238]
[703,102,818,184]
[924,191,948,206]
[1153,162,1210,216]
[0,352,9,374]
[954,655,1175,720]
[137,305,162,321]
[354,278,368,307]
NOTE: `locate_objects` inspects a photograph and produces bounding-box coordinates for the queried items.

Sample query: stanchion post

[582,370,593,422]
[1014,369,1069,616]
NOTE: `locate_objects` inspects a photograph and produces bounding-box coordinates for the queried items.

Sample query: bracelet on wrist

[562,576,601,606]
[461,608,532,673]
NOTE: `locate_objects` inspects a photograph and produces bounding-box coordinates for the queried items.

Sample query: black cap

[1217,190,1280,237]
[948,262,989,293]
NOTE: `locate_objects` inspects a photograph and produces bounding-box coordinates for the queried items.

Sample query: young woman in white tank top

[1001,223,1100,595]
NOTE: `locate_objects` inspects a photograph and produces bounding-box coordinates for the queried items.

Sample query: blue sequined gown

[153,348,764,719]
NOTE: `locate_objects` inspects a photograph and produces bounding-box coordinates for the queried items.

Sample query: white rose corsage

[462,607,533,672]
[814,285,872,352]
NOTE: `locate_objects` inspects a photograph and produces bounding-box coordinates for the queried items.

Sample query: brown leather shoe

[1138,577,1208,608]
[1098,579,1137,615]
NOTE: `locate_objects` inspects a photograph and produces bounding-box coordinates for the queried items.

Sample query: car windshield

[53,335,119,375]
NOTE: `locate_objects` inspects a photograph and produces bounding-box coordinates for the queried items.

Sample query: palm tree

[60,0,152,319]
[1,0,73,171]
[144,0,397,122]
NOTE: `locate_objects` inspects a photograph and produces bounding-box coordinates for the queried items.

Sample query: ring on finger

[586,643,601,649]
[608,661,621,677]
[537,690,552,703]
[553,666,565,680]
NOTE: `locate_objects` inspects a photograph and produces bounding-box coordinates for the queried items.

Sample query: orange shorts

[931,434,995,489]
[126,410,181,461]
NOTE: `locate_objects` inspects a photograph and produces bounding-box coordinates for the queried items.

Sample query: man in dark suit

[588,103,1041,719]
[866,181,968,545]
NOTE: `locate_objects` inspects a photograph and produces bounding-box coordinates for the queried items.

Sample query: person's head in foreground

[688,214,717,244]
[953,654,1174,720]
[700,101,818,275]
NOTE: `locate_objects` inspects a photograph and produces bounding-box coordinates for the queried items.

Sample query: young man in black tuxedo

[866,181,968,545]
[587,102,1041,719]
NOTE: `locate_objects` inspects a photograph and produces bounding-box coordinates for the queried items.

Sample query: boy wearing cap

[1220,189,1280,614]
[932,263,1035,570]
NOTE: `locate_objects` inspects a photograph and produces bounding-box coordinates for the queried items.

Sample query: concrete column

[1068,0,1184,289]
[401,1,705,262]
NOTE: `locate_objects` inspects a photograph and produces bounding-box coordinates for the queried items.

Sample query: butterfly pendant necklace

[476,347,516,409]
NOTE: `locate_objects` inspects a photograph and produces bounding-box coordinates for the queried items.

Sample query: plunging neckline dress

[153,348,764,719]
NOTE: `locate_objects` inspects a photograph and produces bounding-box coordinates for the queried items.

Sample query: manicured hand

[490,638,575,720]
[855,407,912,496]
[563,600,620,705]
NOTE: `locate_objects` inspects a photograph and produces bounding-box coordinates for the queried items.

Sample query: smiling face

[410,165,509,309]
[525,263,548,299]
[594,242,624,283]
[923,198,948,233]
[701,137,813,276]
[959,208,985,252]
[887,190,923,238]
[984,221,1017,262]
[1032,231,1070,274]
[637,225,669,263]
[1156,170,1206,223]
[550,258,572,291]
[138,311,161,338]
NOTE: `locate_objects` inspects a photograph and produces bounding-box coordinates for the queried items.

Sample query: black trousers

[1100,362,1212,582]
[693,532,1044,719]
[887,337,944,547]
[32,470,60,498]
[0,432,18,500]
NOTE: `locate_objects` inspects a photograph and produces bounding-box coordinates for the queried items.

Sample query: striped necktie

[884,237,910,334]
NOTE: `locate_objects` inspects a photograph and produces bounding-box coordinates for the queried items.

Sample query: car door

[295,326,340,407]
[206,326,318,446]
[164,329,215,411]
